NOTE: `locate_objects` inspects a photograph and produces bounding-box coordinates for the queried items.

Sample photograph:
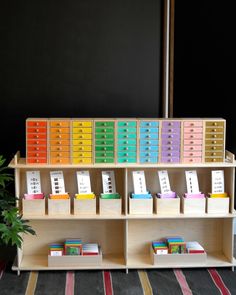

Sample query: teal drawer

[95,151,114,157]
[95,127,114,133]
[95,121,114,127]
[95,140,114,146]
[117,151,136,158]
[117,121,137,127]
[117,158,137,163]
[118,139,137,145]
[95,146,114,151]
[117,133,137,139]
[95,134,114,140]
[118,146,137,152]
[95,158,114,163]
[117,127,136,133]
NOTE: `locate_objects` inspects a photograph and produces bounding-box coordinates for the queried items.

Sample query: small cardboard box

[22,198,45,215]
[206,197,230,214]
[99,198,122,215]
[181,196,206,214]
[48,198,71,215]
[129,195,153,215]
[155,196,180,215]
[74,197,96,215]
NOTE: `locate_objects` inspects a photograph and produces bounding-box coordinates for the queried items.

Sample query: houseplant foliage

[0,155,35,248]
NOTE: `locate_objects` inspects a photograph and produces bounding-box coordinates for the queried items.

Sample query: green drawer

[117,133,137,139]
[117,158,137,163]
[118,139,136,145]
[117,152,136,158]
[95,121,114,127]
[117,146,137,152]
[95,158,114,163]
[117,121,137,127]
[95,127,114,133]
[95,140,114,146]
[95,151,114,157]
[95,146,114,151]
[95,134,114,140]
[117,127,136,133]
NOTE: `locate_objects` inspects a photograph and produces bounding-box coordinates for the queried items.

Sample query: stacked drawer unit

[160,120,181,163]
[117,120,137,163]
[139,121,159,163]
[204,120,225,162]
[182,120,204,163]
[26,119,48,164]
[95,120,115,164]
[72,120,93,164]
[49,119,70,164]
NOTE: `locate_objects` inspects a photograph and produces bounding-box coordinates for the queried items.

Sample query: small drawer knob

[36,122,39,126]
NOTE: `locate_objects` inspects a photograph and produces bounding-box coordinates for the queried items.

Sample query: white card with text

[102,171,116,194]
[76,171,91,194]
[50,171,66,195]
[132,171,147,194]
[185,170,200,194]
[26,171,42,194]
[158,170,171,194]
[212,170,224,194]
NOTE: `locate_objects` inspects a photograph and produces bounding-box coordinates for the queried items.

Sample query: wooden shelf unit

[9,151,236,273]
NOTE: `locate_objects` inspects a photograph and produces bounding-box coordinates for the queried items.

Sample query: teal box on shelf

[129,193,153,214]
[131,193,152,199]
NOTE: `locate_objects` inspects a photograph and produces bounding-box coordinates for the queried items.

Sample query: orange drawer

[183,139,203,145]
[184,133,203,140]
[72,133,92,140]
[72,146,92,152]
[50,121,70,128]
[27,152,47,158]
[27,158,47,164]
[205,127,224,133]
[72,152,92,158]
[50,140,70,146]
[27,127,47,133]
[27,121,47,127]
[50,157,70,164]
[205,121,225,127]
[183,151,202,157]
[72,158,92,164]
[205,133,224,139]
[205,157,224,163]
[72,121,92,127]
[184,127,203,133]
[27,140,47,146]
[27,133,47,140]
[27,146,47,152]
[50,133,70,140]
[50,146,70,152]
[183,121,203,127]
[182,157,202,163]
[73,127,92,133]
[50,127,70,133]
[184,145,202,152]
[50,151,70,158]
[205,151,223,157]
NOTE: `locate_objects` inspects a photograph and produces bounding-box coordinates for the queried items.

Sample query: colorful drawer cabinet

[95,120,115,163]
[72,120,93,164]
[160,120,181,163]
[139,120,159,163]
[49,119,70,164]
[204,120,225,162]
[26,119,48,164]
[182,120,203,163]
[117,120,137,163]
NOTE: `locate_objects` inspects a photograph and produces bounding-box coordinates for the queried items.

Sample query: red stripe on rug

[65,271,75,295]
[0,261,6,280]
[174,269,193,295]
[103,271,113,295]
[208,268,231,295]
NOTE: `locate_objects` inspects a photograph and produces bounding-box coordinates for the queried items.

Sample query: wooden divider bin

[150,246,207,265]
[99,198,122,215]
[154,196,180,215]
[74,198,96,215]
[48,199,71,215]
[206,197,230,214]
[22,198,45,215]
[48,250,102,267]
[181,196,206,214]
[129,196,153,215]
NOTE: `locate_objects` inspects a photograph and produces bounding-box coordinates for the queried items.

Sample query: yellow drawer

[50,151,70,158]
[50,127,70,133]
[72,152,92,158]
[205,139,224,145]
[50,121,70,127]
[73,140,92,145]
[72,121,92,127]
[50,140,70,146]
[50,146,70,152]
[73,146,92,152]
[50,133,70,140]
[205,127,224,133]
[205,151,223,157]
[72,133,92,140]
[73,127,92,133]
[205,121,225,127]
[50,157,70,164]
[72,158,92,164]
[205,133,224,139]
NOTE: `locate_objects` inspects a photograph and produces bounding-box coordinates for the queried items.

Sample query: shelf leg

[126,268,129,274]
[17,270,20,276]
[232,266,234,272]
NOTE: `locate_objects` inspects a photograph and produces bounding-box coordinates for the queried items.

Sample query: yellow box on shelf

[209,193,228,198]
[75,193,95,200]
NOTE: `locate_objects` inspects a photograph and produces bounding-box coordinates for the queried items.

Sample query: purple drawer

[161,145,181,151]
[161,157,180,163]
[161,151,180,157]
[162,121,181,128]
[161,133,180,140]
[161,128,180,134]
[161,139,181,145]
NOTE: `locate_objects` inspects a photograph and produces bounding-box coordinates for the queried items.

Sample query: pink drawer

[184,139,203,145]
[184,133,203,140]
[182,157,202,163]
[183,151,202,157]
[183,121,203,127]
[184,127,203,133]
[184,145,202,152]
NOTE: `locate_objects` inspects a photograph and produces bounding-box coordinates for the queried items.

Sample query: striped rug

[1,262,236,295]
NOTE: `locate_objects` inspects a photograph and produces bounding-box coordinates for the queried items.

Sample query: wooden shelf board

[127,252,234,269]
[22,214,126,220]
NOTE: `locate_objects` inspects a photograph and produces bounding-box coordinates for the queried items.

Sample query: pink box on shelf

[24,193,44,200]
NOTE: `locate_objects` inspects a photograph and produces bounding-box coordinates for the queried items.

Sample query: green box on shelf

[100,193,121,199]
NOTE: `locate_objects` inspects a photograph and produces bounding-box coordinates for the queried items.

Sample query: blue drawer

[140,139,159,146]
[139,157,158,163]
[140,133,158,140]
[139,145,159,152]
[139,128,159,133]
[140,121,159,127]
[140,152,158,158]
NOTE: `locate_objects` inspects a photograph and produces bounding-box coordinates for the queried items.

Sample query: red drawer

[27,146,47,152]
[27,158,47,164]
[27,152,47,158]
[27,121,47,127]
[27,133,47,140]
[27,140,47,146]
[27,127,47,133]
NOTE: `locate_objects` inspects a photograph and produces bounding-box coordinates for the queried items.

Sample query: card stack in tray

[65,238,82,255]
[82,243,99,255]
